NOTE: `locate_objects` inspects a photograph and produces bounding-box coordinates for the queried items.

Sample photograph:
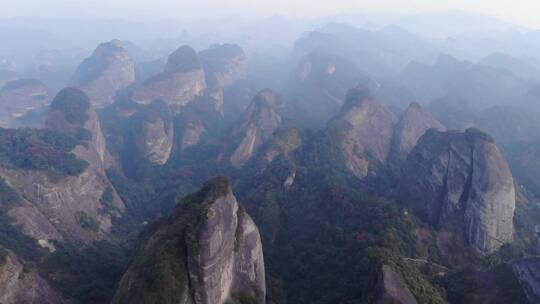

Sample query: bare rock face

[199,44,247,89]
[1,88,124,245]
[391,102,446,161]
[131,46,207,110]
[373,265,418,304]
[0,250,72,304]
[330,87,398,178]
[0,79,49,128]
[230,89,283,167]
[181,119,206,151]
[399,128,515,254]
[112,176,265,304]
[256,126,302,168]
[513,258,540,303]
[132,101,174,165]
[71,40,135,107]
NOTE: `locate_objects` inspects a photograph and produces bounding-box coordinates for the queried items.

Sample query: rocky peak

[131,45,206,110]
[230,89,283,167]
[0,78,49,128]
[71,40,135,107]
[331,86,398,178]
[112,176,265,304]
[132,101,174,165]
[199,44,247,89]
[398,128,515,254]
[165,45,202,73]
[0,87,126,244]
[391,102,446,161]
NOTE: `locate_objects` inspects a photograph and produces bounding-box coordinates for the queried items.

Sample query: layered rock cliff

[398,128,515,254]
[71,40,135,107]
[0,78,49,128]
[112,176,265,304]
[0,88,124,245]
[131,46,206,110]
[330,87,398,178]
[230,89,283,167]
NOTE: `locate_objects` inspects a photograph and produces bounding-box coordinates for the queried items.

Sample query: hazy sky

[2,0,540,28]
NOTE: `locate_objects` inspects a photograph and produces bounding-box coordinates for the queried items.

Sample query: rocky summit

[1,88,124,246]
[330,86,398,178]
[230,89,283,167]
[112,176,265,304]
[399,128,515,254]
[71,40,136,107]
[131,46,207,110]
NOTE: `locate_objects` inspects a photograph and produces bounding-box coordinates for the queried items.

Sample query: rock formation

[330,86,398,178]
[0,78,49,127]
[132,101,174,165]
[199,44,247,89]
[0,88,124,245]
[398,128,515,254]
[390,102,446,161]
[112,176,265,304]
[230,89,282,167]
[513,258,540,304]
[256,126,302,169]
[71,40,135,107]
[0,249,72,304]
[373,265,418,304]
[131,46,206,110]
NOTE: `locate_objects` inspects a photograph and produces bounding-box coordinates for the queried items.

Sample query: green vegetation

[42,241,132,304]
[76,211,100,232]
[50,87,90,125]
[0,128,88,177]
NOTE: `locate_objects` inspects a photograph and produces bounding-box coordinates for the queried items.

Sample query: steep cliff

[390,102,446,162]
[0,249,72,304]
[373,265,418,304]
[230,89,282,167]
[131,46,206,110]
[112,176,265,304]
[0,78,49,128]
[132,101,174,165]
[330,87,398,178]
[71,40,135,107]
[0,88,124,245]
[199,44,247,89]
[399,128,515,254]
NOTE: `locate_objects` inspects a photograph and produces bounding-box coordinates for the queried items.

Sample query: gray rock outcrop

[133,101,174,165]
[71,40,135,107]
[199,44,247,89]
[0,250,72,304]
[391,102,446,161]
[230,89,283,167]
[1,88,124,245]
[112,176,265,304]
[131,46,206,110]
[373,265,418,304]
[330,86,398,178]
[398,128,515,254]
